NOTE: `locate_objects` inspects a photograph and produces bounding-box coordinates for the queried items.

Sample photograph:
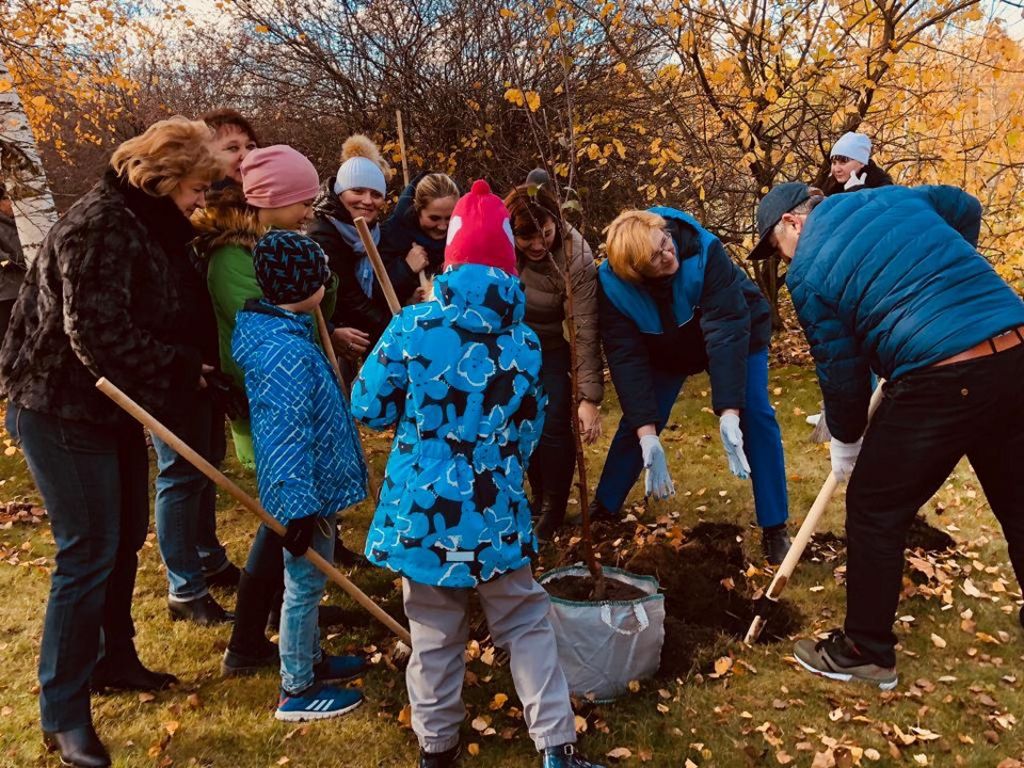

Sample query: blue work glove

[639,434,675,500]
[719,412,751,480]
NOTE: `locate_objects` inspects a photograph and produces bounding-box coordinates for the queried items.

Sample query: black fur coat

[0,169,205,426]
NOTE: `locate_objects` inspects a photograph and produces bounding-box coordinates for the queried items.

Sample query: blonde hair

[605,209,667,283]
[341,134,393,180]
[110,116,221,196]
[414,173,458,211]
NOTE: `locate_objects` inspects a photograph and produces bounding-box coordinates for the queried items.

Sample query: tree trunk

[0,51,58,264]
[551,236,606,601]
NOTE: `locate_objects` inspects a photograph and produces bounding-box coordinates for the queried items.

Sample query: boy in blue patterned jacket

[232,230,369,722]
[352,180,604,768]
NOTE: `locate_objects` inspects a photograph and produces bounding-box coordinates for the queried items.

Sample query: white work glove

[639,434,675,500]
[719,412,751,480]
[830,437,863,481]
[843,170,867,191]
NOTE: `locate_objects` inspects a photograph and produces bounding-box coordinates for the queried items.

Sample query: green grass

[1,366,1023,767]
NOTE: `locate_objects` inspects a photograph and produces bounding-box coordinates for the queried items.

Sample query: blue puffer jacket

[598,207,771,428]
[351,264,546,588]
[789,185,1024,442]
[232,299,368,523]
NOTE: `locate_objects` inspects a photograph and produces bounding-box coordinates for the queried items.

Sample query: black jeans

[844,344,1024,667]
[7,405,149,731]
[526,345,576,517]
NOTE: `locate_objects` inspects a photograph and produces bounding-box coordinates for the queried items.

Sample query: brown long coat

[517,225,603,404]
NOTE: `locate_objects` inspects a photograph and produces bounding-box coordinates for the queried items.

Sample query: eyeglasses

[830,155,852,164]
[651,232,675,264]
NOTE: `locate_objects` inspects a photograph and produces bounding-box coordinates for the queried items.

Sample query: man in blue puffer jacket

[233,230,369,722]
[352,180,604,768]
[751,181,1024,689]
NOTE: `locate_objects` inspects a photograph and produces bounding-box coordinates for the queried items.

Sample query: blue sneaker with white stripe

[314,653,367,684]
[274,682,363,722]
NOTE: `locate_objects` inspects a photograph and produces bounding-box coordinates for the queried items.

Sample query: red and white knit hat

[444,179,517,275]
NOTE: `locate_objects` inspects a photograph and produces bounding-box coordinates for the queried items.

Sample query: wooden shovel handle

[354,217,402,316]
[95,377,411,646]
[743,381,886,644]
[396,109,410,188]
[313,306,382,504]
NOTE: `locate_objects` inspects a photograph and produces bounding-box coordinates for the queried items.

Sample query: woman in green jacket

[198,145,356,466]
[198,144,362,677]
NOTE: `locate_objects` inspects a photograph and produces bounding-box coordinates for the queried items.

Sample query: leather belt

[931,325,1024,368]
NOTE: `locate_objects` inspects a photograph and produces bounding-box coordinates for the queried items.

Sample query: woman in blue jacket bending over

[593,208,791,563]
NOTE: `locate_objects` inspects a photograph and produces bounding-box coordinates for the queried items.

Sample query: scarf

[329,216,379,299]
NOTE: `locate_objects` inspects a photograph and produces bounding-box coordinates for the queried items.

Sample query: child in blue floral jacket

[232,230,368,722]
[352,180,604,768]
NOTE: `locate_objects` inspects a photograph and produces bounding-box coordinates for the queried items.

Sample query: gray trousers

[403,566,577,753]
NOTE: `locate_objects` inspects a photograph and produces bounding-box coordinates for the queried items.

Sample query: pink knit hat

[444,179,517,275]
[240,145,319,209]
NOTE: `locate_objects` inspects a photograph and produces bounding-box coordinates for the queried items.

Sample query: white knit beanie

[830,132,872,165]
[334,157,386,196]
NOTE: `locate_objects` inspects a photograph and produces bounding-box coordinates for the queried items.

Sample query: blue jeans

[151,395,229,600]
[280,513,335,693]
[7,405,149,731]
[595,348,789,527]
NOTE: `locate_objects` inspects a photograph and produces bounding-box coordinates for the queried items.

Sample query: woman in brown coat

[504,184,603,540]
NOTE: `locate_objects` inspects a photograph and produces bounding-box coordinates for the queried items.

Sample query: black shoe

[205,562,241,589]
[542,744,606,768]
[420,745,461,768]
[333,535,370,568]
[92,652,178,693]
[221,641,278,677]
[43,725,111,767]
[587,499,620,524]
[761,525,792,566]
[168,593,234,626]
[536,494,569,542]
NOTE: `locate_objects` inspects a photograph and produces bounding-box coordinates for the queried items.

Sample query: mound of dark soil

[543,574,648,602]
[809,514,956,561]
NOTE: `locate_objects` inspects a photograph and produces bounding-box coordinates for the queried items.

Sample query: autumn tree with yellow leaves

[3,0,1022,296]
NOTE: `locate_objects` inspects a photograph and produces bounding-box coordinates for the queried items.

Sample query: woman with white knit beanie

[307,135,393,350]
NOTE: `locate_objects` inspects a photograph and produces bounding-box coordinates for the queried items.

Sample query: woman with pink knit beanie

[194,144,364,678]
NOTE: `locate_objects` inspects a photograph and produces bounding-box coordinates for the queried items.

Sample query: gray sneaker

[793,630,898,690]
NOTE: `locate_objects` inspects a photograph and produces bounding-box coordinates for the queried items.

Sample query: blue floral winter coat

[351,264,546,588]
[232,299,368,524]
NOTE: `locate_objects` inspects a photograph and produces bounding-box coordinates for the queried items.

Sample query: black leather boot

[43,725,111,767]
[761,525,792,566]
[167,592,234,626]
[204,562,241,589]
[92,644,178,693]
[536,493,569,542]
[587,498,620,524]
[222,569,278,677]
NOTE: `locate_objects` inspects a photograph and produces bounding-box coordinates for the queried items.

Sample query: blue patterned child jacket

[351,264,546,588]
[232,299,367,523]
